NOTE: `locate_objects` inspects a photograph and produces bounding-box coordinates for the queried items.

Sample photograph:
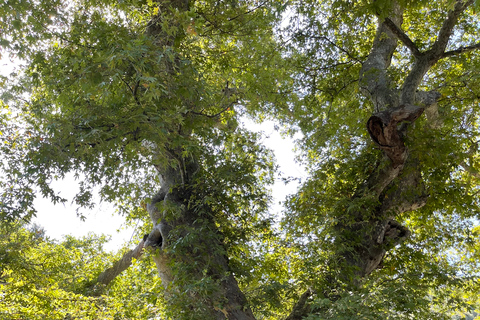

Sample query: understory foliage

[0,223,163,319]
[1,0,480,319]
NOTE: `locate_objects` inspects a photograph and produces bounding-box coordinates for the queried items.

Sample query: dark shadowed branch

[285,289,312,320]
[443,42,480,58]
[383,17,421,57]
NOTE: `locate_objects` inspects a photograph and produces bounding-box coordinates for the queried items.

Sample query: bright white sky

[1,54,306,253]
[30,120,306,252]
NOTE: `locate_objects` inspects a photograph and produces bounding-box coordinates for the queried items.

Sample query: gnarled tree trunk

[287,1,475,318]
[144,151,255,320]
[140,1,256,319]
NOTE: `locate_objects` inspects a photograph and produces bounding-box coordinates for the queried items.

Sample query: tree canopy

[1,0,480,319]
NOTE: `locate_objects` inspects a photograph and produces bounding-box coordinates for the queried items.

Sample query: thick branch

[430,0,474,57]
[416,91,442,128]
[88,238,146,295]
[383,17,421,57]
[285,289,312,320]
[334,107,427,289]
[415,90,442,107]
[401,0,472,105]
[400,55,432,105]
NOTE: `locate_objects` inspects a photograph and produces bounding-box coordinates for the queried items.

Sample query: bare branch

[89,238,146,295]
[443,42,480,58]
[383,17,421,57]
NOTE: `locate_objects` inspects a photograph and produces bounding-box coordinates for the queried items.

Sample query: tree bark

[139,2,256,318]
[287,1,476,318]
[146,153,256,320]
[327,0,475,291]
[330,2,418,290]
[359,5,403,111]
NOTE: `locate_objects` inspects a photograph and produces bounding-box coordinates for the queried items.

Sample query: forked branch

[430,0,474,57]
[401,0,473,104]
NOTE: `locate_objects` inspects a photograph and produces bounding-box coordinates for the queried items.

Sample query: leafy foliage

[0,223,163,319]
[1,0,480,319]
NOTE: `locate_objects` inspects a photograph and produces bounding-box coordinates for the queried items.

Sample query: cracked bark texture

[287,1,476,319]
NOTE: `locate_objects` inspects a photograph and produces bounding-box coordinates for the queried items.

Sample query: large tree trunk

[139,1,256,318]
[327,2,423,293]
[287,1,473,318]
[338,0,471,286]
[76,1,257,317]
[145,152,255,320]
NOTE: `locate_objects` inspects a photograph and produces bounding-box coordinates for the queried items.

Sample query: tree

[1,0,480,319]
[280,0,480,318]
[2,0,283,318]
[0,222,165,318]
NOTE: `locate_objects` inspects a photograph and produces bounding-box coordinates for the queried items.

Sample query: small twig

[120,77,142,107]
[227,1,268,21]
[310,35,362,63]
[189,101,235,118]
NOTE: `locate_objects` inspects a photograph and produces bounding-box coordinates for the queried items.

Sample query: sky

[1,51,307,253]
[30,120,307,252]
